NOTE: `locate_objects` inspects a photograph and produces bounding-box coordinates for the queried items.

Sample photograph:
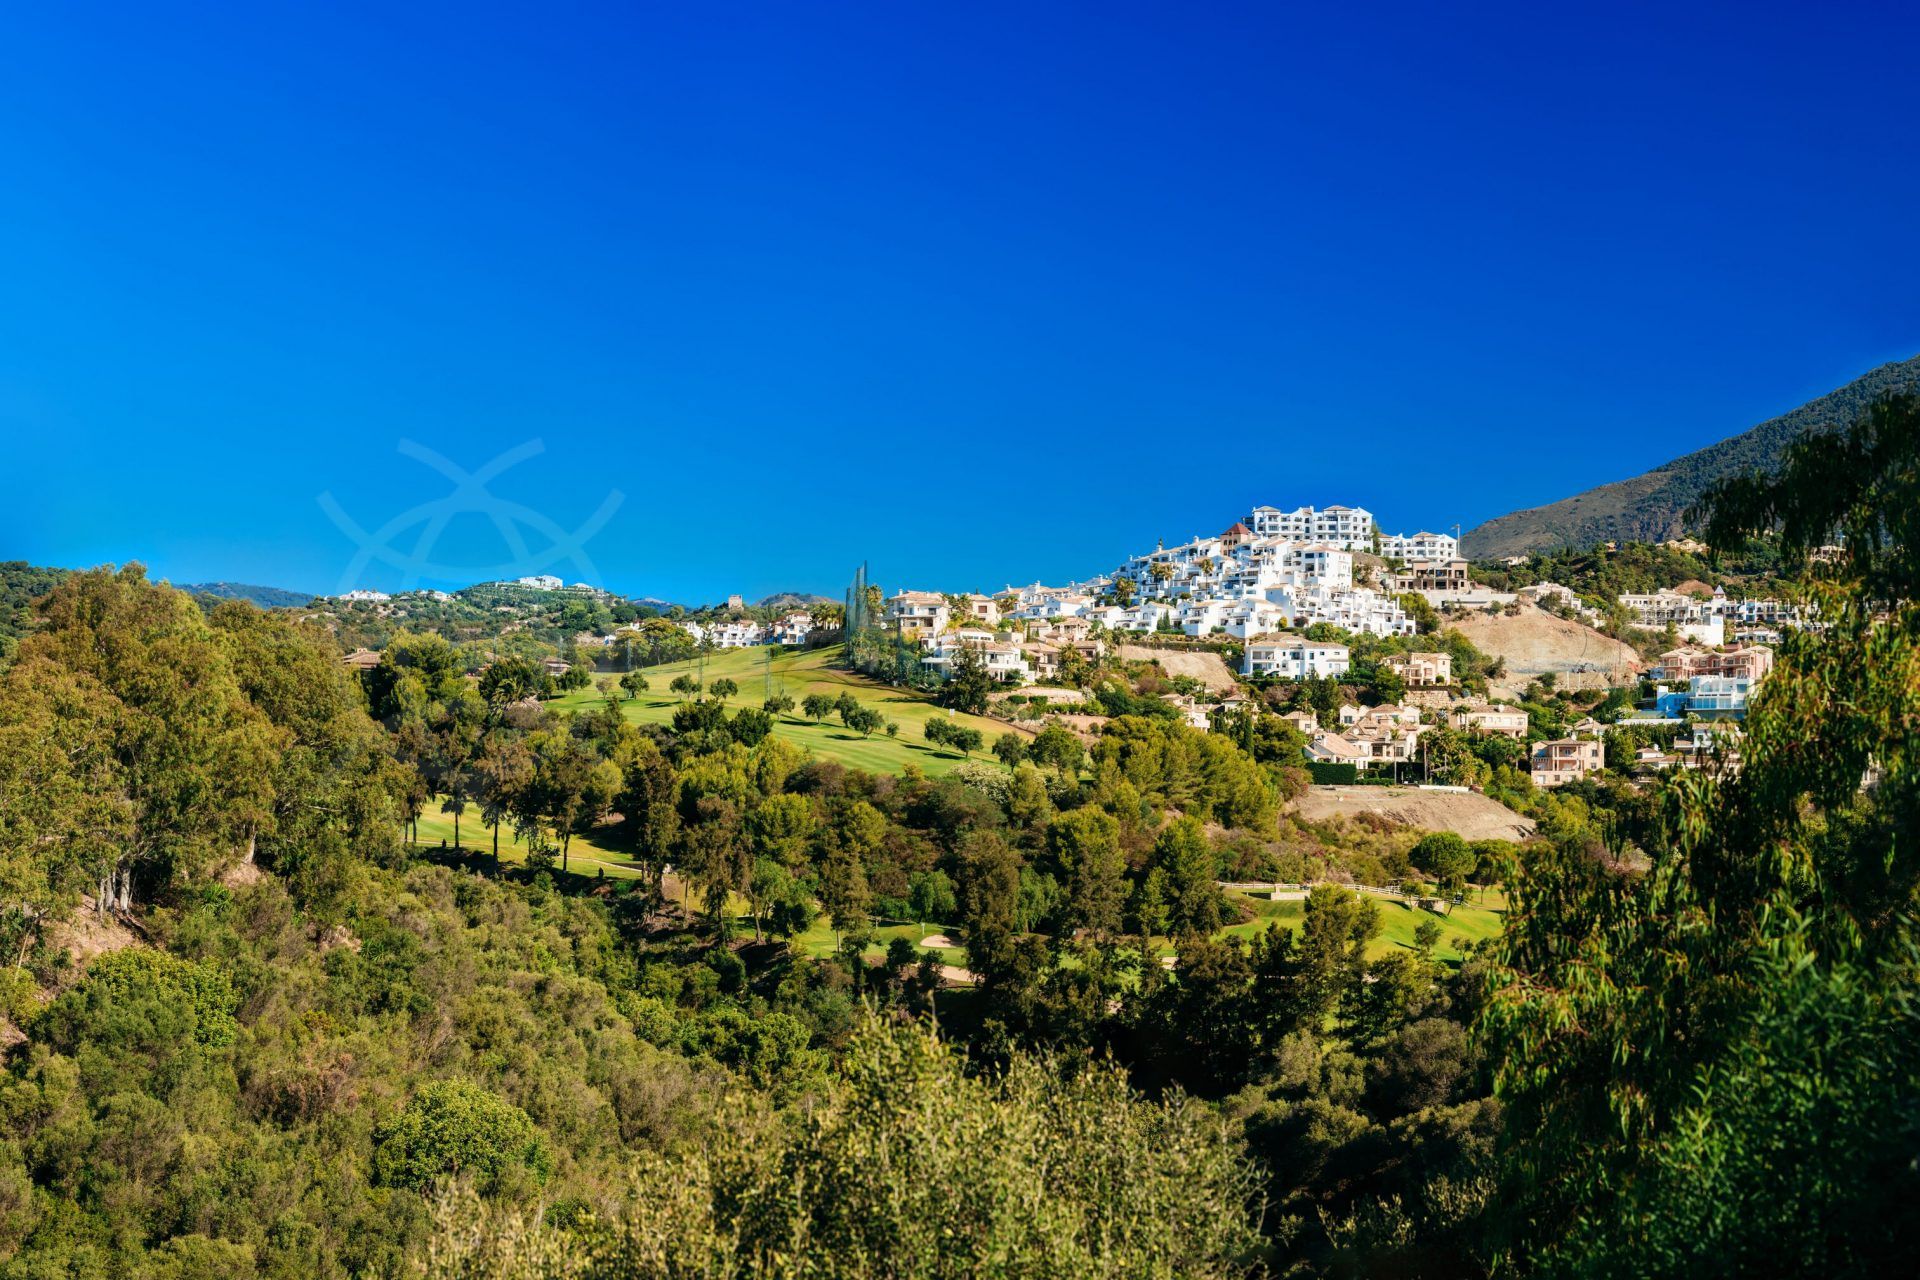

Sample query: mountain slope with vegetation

[8,397,1920,1275]
[1462,353,1920,558]
[175,580,315,608]
[0,562,67,659]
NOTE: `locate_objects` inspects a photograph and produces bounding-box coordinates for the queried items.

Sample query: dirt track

[1119,645,1239,693]
[1293,785,1536,842]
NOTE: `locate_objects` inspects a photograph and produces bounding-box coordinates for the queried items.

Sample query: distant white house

[1450,703,1530,739]
[681,619,768,648]
[771,612,815,645]
[1618,591,1724,645]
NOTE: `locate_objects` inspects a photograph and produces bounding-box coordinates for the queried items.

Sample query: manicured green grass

[778,917,968,966]
[411,800,647,878]
[555,643,1026,777]
[1210,888,1503,963]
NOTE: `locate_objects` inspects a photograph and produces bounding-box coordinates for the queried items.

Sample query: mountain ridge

[177,580,315,608]
[1462,353,1920,559]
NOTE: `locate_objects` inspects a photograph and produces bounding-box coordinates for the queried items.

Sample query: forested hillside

[4,395,1919,1276]
[176,581,314,608]
[0,563,68,660]
[1462,353,1920,557]
[0,567,1508,1275]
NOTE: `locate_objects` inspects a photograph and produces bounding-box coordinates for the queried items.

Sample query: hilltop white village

[321,501,1799,795]
[654,505,1791,791]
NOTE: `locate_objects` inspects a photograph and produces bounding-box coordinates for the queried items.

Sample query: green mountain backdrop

[1461,353,1920,559]
[177,581,315,608]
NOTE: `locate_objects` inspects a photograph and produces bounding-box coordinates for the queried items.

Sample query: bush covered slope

[1462,353,1920,558]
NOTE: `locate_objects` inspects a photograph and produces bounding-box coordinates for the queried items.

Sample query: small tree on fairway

[802,693,834,722]
[1413,831,1474,905]
[764,692,795,718]
[619,670,649,699]
[709,677,739,699]
[670,674,701,699]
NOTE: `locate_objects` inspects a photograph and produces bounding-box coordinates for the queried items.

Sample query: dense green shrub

[373,1080,551,1194]
[420,1017,1264,1279]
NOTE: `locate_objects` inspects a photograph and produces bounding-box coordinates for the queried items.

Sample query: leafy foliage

[420,1016,1264,1279]
[373,1080,551,1194]
[1480,390,1920,1274]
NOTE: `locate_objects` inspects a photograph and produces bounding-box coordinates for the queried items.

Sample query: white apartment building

[683,619,766,648]
[1245,504,1377,550]
[1243,639,1351,680]
[1619,591,1725,645]
[1380,531,1459,562]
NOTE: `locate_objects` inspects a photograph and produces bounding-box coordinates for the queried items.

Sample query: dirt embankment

[44,897,144,970]
[1451,604,1642,697]
[1293,785,1536,842]
[1119,645,1239,694]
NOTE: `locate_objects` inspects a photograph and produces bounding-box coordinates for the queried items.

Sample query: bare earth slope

[1451,604,1642,696]
[1119,645,1238,693]
[1295,786,1536,842]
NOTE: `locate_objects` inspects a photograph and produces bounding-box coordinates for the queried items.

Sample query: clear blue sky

[3,1,1916,603]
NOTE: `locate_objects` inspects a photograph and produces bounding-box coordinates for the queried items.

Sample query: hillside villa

[1648,644,1775,720]
[1450,702,1529,738]
[886,590,951,636]
[1385,650,1453,687]
[1649,645,1775,683]
[1530,736,1604,787]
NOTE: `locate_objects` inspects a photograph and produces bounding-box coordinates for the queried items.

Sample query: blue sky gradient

[3,1,1916,602]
